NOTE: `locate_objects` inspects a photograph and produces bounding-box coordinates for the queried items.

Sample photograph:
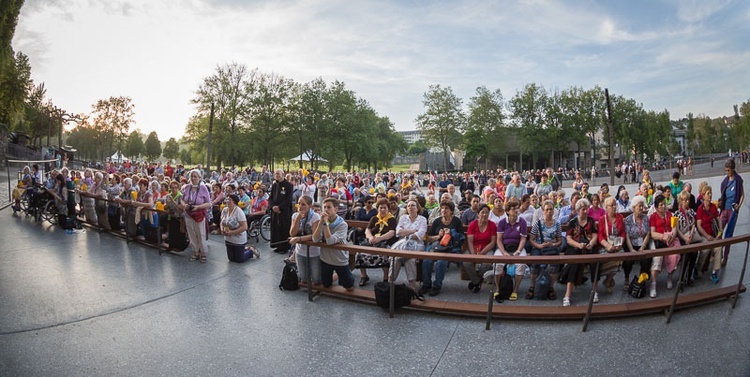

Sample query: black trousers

[271,210,291,251]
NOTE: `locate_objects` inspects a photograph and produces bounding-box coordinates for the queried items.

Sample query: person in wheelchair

[12,166,32,213]
[246,186,268,226]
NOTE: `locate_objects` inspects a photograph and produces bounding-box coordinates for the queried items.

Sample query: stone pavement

[0,171,749,376]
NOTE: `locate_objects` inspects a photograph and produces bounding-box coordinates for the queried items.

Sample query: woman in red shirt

[695,186,722,282]
[648,194,680,298]
[463,205,497,293]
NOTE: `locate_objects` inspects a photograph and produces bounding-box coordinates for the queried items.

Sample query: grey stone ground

[0,163,749,376]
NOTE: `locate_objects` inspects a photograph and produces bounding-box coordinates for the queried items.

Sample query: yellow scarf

[374,212,394,228]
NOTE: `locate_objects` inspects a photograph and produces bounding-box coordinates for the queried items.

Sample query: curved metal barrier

[299,221,749,332]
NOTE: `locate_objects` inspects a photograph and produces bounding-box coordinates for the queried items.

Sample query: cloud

[673,0,732,23]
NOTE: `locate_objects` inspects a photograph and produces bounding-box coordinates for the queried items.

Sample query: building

[399,130,422,144]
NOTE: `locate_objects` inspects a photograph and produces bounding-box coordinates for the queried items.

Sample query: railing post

[731,240,749,309]
[582,262,600,332]
[485,268,495,330]
[666,251,689,323]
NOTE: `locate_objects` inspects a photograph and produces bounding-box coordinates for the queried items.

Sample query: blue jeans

[297,254,321,285]
[321,261,354,289]
[422,259,450,289]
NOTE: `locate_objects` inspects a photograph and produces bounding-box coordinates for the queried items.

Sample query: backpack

[534,268,550,300]
[497,274,514,302]
[374,282,424,309]
[279,261,299,291]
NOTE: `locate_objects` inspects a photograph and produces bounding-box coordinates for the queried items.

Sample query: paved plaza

[1,167,749,376]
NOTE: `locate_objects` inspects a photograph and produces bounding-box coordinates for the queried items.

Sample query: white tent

[289,150,327,162]
[110,150,130,163]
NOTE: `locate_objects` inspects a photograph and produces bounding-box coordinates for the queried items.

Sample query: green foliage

[415,84,466,171]
[91,96,135,159]
[465,86,505,169]
[144,131,162,160]
[163,137,180,161]
[0,0,25,129]
[408,140,429,155]
[124,130,143,159]
[179,148,193,165]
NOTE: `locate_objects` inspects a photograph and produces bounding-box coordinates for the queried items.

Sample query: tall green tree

[0,0,26,129]
[510,83,549,169]
[144,131,162,161]
[415,84,465,171]
[288,78,328,170]
[192,63,253,167]
[465,86,505,169]
[163,137,180,161]
[91,96,135,160]
[124,130,143,159]
[246,72,295,166]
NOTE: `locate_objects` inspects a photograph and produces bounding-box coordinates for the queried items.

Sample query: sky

[12,0,750,141]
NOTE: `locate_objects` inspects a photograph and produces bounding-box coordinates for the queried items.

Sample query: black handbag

[628,275,647,299]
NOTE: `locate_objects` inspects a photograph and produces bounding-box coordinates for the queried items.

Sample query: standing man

[719,159,744,266]
[270,169,294,254]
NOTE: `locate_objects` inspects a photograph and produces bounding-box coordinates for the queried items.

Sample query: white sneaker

[593,292,599,303]
[649,283,657,298]
[72,228,85,234]
[563,297,571,307]
[666,275,673,290]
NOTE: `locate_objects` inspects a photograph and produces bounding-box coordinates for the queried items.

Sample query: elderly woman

[355,198,397,286]
[596,196,626,295]
[616,188,631,214]
[180,169,212,263]
[106,174,123,230]
[114,177,136,234]
[390,199,427,290]
[718,158,744,266]
[209,183,224,234]
[79,169,97,224]
[695,186,723,282]
[288,195,322,285]
[623,195,651,290]
[649,194,681,298]
[493,198,528,302]
[221,194,256,263]
[420,200,465,297]
[527,200,562,300]
[463,204,497,293]
[11,165,32,213]
[89,172,110,230]
[561,198,597,307]
[674,190,704,288]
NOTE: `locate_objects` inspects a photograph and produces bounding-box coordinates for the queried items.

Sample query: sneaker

[66,229,73,234]
[72,228,85,234]
[649,283,657,298]
[418,286,431,295]
[593,292,599,303]
[711,271,719,283]
[428,287,441,297]
[562,297,571,307]
[666,276,673,290]
[509,292,518,301]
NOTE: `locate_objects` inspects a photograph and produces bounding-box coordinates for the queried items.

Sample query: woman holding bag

[597,196,626,295]
[648,194,681,298]
[181,169,212,263]
[560,198,597,307]
[355,198,397,286]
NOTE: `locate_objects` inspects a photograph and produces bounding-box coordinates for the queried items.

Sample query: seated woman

[462,204,497,293]
[132,178,157,236]
[247,186,269,225]
[209,183,224,234]
[11,166,33,213]
[79,168,97,224]
[527,200,562,300]
[420,200,465,297]
[616,189,631,214]
[623,195,651,291]
[560,198,597,307]
[695,186,722,282]
[106,174,123,230]
[493,198,528,302]
[596,196,626,297]
[355,198,397,286]
[648,194,681,298]
[588,193,605,223]
[674,190,704,288]
[221,194,255,263]
[390,199,427,290]
[90,172,110,230]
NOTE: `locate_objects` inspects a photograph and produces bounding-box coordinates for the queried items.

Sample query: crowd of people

[10,158,744,308]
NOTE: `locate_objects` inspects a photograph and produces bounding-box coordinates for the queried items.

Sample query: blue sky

[13,0,750,141]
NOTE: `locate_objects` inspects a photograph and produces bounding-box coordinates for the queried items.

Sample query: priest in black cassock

[270,169,294,253]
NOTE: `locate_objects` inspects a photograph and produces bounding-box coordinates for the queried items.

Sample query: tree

[163,137,180,161]
[144,131,162,160]
[465,86,505,169]
[0,0,26,129]
[510,83,549,169]
[192,63,254,167]
[246,72,295,166]
[408,140,429,155]
[124,130,143,159]
[91,96,135,160]
[415,84,465,171]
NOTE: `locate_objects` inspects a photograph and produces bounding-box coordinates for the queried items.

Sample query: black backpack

[534,268,550,300]
[497,274,514,302]
[279,261,299,291]
[374,282,424,309]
